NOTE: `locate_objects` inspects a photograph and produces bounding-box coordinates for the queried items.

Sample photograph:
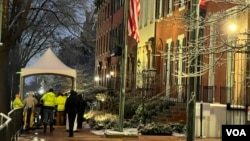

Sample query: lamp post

[227,23,237,104]
[141,68,157,125]
[187,0,199,141]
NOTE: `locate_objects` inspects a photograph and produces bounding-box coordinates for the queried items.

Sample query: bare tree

[0,0,93,113]
[23,7,97,99]
[155,2,249,95]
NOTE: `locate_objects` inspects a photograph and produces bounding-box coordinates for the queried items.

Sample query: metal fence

[0,108,23,141]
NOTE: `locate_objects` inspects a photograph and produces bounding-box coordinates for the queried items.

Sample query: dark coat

[65,91,81,114]
[77,94,87,113]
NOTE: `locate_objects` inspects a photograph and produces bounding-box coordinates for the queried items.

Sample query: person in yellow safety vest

[23,91,38,130]
[41,88,57,133]
[56,92,67,126]
[13,93,24,109]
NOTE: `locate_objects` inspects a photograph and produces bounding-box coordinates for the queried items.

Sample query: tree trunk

[0,47,11,114]
[8,48,22,101]
[0,0,12,113]
[0,0,31,113]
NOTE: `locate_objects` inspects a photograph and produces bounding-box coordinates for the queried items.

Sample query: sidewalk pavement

[18,125,221,141]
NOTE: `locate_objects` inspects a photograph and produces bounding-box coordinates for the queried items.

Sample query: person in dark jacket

[77,94,87,129]
[65,90,81,137]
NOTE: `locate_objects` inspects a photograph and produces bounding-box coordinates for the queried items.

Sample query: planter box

[139,135,185,141]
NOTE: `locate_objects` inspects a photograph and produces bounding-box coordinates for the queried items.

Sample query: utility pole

[187,0,200,141]
[118,0,129,132]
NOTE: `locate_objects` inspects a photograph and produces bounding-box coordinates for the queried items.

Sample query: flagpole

[118,0,129,132]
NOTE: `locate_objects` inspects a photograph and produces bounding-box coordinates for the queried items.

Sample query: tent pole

[73,78,76,91]
[19,76,24,99]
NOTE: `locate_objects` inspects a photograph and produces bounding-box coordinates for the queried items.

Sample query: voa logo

[222,125,249,141]
[226,129,246,136]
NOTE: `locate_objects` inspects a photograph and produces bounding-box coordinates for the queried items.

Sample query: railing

[0,108,23,141]
[165,85,187,103]
[0,113,12,141]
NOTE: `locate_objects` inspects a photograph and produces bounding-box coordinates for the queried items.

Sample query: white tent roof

[21,48,76,78]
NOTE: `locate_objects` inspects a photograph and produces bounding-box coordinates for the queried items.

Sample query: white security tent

[19,48,77,97]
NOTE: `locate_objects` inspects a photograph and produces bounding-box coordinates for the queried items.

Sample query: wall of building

[136,0,156,89]
[154,2,188,98]
[201,2,237,103]
[195,103,245,138]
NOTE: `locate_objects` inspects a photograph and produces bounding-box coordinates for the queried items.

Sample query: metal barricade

[8,108,23,141]
[0,113,12,141]
[0,108,23,141]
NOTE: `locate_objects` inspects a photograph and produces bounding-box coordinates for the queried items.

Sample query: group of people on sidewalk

[12,89,87,137]
[13,91,38,130]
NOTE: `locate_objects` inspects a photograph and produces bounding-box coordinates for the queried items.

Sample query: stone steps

[151,102,186,124]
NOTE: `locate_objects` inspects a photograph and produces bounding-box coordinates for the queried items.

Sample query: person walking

[23,91,38,130]
[56,92,66,126]
[13,93,24,109]
[65,90,81,137]
[41,88,57,133]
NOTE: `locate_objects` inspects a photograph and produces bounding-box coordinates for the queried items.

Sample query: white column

[178,34,184,101]
[166,38,172,96]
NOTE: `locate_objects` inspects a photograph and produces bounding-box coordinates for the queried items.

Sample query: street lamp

[110,71,115,90]
[110,71,114,76]
[38,87,45,95]
[94,76,100,86]
[141,68,157,125]
[94,76,100,81]
[229,24,237,32]
[106,74,110,88]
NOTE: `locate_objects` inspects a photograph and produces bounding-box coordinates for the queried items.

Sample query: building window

[168,0,174,14]
[162,0,167,16]
[178,0,185,11]
[140,0,155,25]
[149,0,154,23]
[161,0,174,17]
[144,0,148,26]
[155,0,163,19]
[139,0,143,28]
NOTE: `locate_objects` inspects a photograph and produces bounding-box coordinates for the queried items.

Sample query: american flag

[200,0,206,7]
[128,0,141,43]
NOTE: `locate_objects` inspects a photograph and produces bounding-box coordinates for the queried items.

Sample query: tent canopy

[21,48,76,78]
[19,48,77,96]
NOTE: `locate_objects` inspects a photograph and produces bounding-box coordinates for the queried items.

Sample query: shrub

[138,123,173,136]
[138,121,186,135]
[133,99,173,125]
[168,121,186,133]
[124,97,141,119]
[84,110,118,130]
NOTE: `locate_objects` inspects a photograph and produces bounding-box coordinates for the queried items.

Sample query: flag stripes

[128,0,140,43]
